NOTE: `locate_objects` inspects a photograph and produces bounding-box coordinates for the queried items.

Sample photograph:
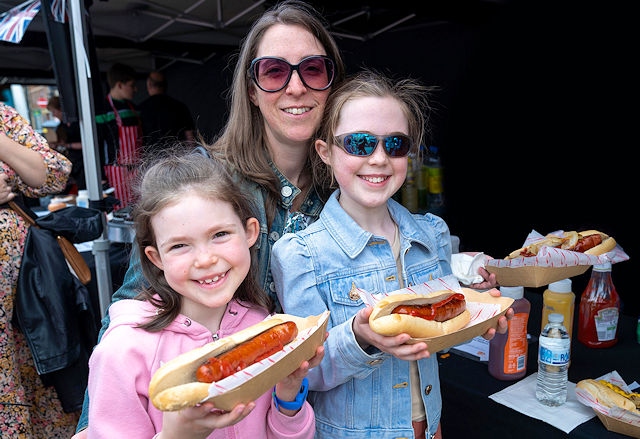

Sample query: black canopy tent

[3,0,521,318]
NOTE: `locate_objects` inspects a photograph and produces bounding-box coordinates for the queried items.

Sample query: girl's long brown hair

[134,150,271,331]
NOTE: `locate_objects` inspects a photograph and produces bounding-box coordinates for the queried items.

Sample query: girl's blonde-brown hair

[313,69,436,188]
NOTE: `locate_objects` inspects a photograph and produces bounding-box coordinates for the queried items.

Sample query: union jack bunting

[0,0,41,44]
[50,0,65,23]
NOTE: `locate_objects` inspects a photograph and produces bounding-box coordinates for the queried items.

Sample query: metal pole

[68,0,113,318]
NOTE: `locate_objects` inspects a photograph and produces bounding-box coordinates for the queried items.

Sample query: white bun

[505,234,564,260]
[369,291,471,338]
[149,317,286,411]
[576,379,639,413]
[579,230,616,255]
[151,382,212,412]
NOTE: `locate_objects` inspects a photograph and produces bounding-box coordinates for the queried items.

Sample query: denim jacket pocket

[324,267,382,322]
[405,258,441,288]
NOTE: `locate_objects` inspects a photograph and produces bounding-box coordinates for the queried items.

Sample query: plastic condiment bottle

[541,278,575,339]
[401,155,419,212]
[578,263,620,348]
[488,286,530,380]
[76,189,89,208]
[426,145,444,216]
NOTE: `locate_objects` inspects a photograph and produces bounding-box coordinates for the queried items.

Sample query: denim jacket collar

[320,190,438,258]
[270,161,324,217]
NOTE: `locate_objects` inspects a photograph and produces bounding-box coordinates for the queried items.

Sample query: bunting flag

[0,0,41,44]
[50,0,65,23]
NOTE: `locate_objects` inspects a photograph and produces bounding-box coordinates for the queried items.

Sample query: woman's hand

[0,173,15,204]
[457,252,499,290]
[468,266,498,290]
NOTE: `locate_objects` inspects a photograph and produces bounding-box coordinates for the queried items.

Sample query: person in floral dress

[0,101,78,438]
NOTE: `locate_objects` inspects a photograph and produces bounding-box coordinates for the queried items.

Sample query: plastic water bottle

[536,313,570,406]
[76,189,89,208]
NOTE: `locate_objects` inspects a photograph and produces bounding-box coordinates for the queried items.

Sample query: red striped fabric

[104,164,138,209]
[117,124,141,166]
[105,95,143,209]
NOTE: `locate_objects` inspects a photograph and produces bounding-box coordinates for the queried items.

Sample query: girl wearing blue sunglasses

[271,69,507,439]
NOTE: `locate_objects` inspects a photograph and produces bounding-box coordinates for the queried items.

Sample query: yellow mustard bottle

[541,278,575,339]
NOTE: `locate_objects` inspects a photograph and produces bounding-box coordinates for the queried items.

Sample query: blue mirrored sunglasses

[334,132,413,157]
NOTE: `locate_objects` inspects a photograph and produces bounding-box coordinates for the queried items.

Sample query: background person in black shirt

[139,70,196,155]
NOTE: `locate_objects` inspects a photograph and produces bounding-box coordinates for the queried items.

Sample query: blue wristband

[272,378,309,411]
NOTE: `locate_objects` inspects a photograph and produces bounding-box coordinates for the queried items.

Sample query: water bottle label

[538,337,570,366]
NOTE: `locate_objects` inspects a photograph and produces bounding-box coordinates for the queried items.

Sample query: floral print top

[1,102,77,438]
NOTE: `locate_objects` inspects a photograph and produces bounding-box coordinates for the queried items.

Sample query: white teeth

[199,276,220,284]
[284,107,310,115]
[362,176,387,183]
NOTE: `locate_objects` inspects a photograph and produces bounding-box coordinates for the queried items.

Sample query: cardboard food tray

[407,288,513,353]
[150,312,328,412]
[595,411,640,438]
[485,264,590,288]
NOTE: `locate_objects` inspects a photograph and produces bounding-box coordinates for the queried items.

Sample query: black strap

[5,194,38,222]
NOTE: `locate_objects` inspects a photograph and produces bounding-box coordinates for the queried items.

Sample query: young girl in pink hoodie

[86,151,321,438]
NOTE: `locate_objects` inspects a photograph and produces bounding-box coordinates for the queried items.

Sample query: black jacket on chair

[14,216,99,413]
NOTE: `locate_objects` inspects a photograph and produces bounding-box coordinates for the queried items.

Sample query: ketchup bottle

[578,262,620,348]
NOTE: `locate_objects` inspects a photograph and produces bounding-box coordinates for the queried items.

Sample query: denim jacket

[271,190,453,439]
[76,163,324,432]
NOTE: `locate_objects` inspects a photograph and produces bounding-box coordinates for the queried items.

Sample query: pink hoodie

[87,298,315,438]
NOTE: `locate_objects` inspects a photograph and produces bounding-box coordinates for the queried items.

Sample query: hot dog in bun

[506,230,616,259]
[577,379,640,414]
[149,318,297,412]
[148,313,328,412]
[369,291,471,338]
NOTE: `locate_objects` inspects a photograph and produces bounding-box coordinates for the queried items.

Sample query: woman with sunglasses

[271,69,511,439]
[72,1,345,436]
